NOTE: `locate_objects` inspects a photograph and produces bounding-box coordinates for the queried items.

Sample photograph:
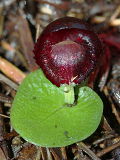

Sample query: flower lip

[51,40,86,66]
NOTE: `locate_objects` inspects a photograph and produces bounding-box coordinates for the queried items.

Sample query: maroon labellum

[34,17,102,87]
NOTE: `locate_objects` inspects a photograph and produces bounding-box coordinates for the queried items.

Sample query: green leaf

[10,69,103,147]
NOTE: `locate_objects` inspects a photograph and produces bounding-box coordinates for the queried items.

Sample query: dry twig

[103,87,120,124]
[77,142,101,160]
[97,140,120,157]
[1,40,28,69]
[0,103,11,159]
[0,57,26,84]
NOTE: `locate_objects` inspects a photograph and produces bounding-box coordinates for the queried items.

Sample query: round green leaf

[10,69,103,147]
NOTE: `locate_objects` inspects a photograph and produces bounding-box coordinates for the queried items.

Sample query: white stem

[63,84,75,104]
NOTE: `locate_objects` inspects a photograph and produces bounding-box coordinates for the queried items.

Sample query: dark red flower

[34,17,102,87]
